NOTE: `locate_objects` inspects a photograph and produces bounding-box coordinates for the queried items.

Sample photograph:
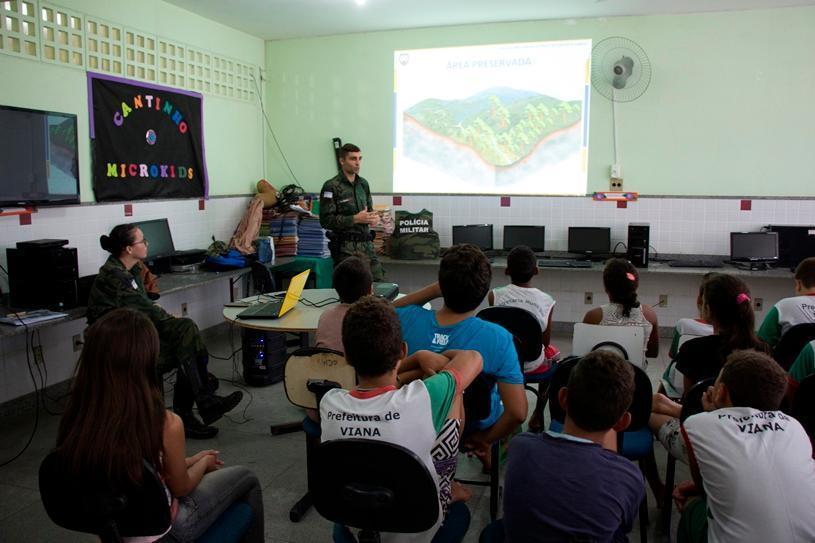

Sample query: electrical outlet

[181,302,188,317]
[584,292,593,305]
[33,345,44,365]
[754,298,764,311]
[659,295,668,308]
[610,178,624,191]
[72,334,83,352]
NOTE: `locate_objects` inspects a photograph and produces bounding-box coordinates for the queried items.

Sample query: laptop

[236,269,310,319]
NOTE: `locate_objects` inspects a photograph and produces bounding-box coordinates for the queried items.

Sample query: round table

[222,288,339,332]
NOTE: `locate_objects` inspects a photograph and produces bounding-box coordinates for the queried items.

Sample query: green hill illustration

[404,87,582,167]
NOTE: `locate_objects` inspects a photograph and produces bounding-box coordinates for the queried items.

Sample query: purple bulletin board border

[86,72,210,199]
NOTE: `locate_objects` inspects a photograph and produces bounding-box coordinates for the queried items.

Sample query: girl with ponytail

[583,258,660,358]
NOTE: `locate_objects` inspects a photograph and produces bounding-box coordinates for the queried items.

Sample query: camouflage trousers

[331,239,385,282]
[156,317,208,374]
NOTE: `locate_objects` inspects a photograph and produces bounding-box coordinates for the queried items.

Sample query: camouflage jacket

[87,255,172,325]
[319,173,374,238]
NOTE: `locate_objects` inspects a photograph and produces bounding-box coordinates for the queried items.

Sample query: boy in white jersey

[670,350,815,543]
[488,245,560,374]
[320,296,483,542]
[758,257,815,348]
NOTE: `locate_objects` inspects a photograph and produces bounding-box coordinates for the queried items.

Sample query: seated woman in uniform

[57,308,264,542]
[87,223,241,439]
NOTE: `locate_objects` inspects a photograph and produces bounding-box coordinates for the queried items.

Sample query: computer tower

[766,225,815,269]
[7,243,78,309]
[241,330,287,386]
[627,223,650,268]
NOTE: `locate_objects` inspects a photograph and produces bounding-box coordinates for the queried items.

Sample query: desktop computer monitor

[730,232,778,263]
[452,224,493,252]
[133,218,175,258]
[503,225,545,253]
[568,227,611,258]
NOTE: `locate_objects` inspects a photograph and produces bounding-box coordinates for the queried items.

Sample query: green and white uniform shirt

[789,340,815,384]
[758,295,815,348]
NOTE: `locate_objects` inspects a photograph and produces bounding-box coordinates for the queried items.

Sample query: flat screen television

[503,225,546,253]
[452,224,493,251]
[568,227,611,259]
[0,105,80,207]
[730,232,778,263]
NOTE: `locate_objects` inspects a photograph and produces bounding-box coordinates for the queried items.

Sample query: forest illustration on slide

[404,87,582,167]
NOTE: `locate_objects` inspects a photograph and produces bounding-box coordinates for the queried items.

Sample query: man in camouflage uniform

[88,248,241,439]
[319,143,385,281]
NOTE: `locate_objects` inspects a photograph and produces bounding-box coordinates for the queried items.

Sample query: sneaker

[198,391,243,425]
[206,372,220,394]
[177,412,219,439]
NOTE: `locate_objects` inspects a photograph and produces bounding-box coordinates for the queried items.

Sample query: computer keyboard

[668,259,724,268]
[537,259,592,269]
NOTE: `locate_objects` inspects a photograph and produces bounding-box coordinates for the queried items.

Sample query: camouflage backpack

[390,209,440,260]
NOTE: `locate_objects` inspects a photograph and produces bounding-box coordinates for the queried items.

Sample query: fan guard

[591,37,652,102]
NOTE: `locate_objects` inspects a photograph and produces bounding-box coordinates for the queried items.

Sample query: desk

[222,288,339,333]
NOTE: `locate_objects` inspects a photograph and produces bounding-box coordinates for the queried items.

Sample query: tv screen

[452,224,493,251]
[730,232,778,262]
[503,225,545,253]
[0,105,80,207]
[568,227,611,256]
[133,218,176,258]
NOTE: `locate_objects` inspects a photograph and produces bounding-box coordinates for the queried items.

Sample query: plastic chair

[312,439,452,543]
[282,347,355,523]
[660,378,714,534]
[791,373,815,440]
[774,323,815,370]
[547,355,653,543]
[572,323,646,369]
[660,335,700,399]
[477,307,559,428]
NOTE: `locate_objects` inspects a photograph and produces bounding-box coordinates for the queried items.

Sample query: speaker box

[627,223,650,268]
[7,246,78,309]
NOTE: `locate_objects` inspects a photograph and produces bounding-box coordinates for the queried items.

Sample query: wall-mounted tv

[0,105,80,207]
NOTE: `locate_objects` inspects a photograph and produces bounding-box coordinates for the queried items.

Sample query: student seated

[662,273,716,398]
[668,351,815,543]
[88,224,242,439]
[501,351,645,542]
[488,245,560,374]
[320,296,483,541]
[788,339,815,399]
[315,255,373,352]
[56,308,264,542]
[758,256,815,348]
[583,258,659,358]
[393,244,527,465]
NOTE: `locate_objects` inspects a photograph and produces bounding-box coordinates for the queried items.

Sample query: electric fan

[591,37,652,103]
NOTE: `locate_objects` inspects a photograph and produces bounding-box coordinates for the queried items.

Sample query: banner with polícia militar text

[88,72,208,201]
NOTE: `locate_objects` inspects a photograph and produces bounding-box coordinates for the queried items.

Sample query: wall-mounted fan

[591,37,652,103]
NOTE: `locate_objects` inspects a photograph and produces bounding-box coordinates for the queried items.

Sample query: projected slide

[394,39,591,195]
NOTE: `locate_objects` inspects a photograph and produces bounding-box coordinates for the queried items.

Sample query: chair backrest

[462,372,497,423]
[283,347,356,409]
[250,261,276,295]
[572,323,646,368]
[774,324,815,370]
[680,378,716,423]
[477,306,543,364]
[312,438,440,534]
[547,355,652,431]
[677,334,699,352]
[39,451,171,543]
[791,373,815,439]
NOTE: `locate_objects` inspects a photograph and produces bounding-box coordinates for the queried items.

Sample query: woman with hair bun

[582,258,660,358]
[88,223,242,439]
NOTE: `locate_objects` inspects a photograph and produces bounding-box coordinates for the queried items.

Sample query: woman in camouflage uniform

[88,224,241,439]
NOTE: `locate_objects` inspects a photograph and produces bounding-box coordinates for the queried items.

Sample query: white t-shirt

[492,284,555,372]
[682,408,815,543]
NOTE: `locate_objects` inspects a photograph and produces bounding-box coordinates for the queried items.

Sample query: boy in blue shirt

[394,244,527,464]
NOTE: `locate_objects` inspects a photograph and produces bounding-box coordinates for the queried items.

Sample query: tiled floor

[0,327,688,542]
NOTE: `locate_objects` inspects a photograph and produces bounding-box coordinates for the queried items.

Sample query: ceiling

[164,0,815,41]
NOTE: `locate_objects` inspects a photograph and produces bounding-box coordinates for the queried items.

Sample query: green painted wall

[265,6,815,197]
[0,0,265,201]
